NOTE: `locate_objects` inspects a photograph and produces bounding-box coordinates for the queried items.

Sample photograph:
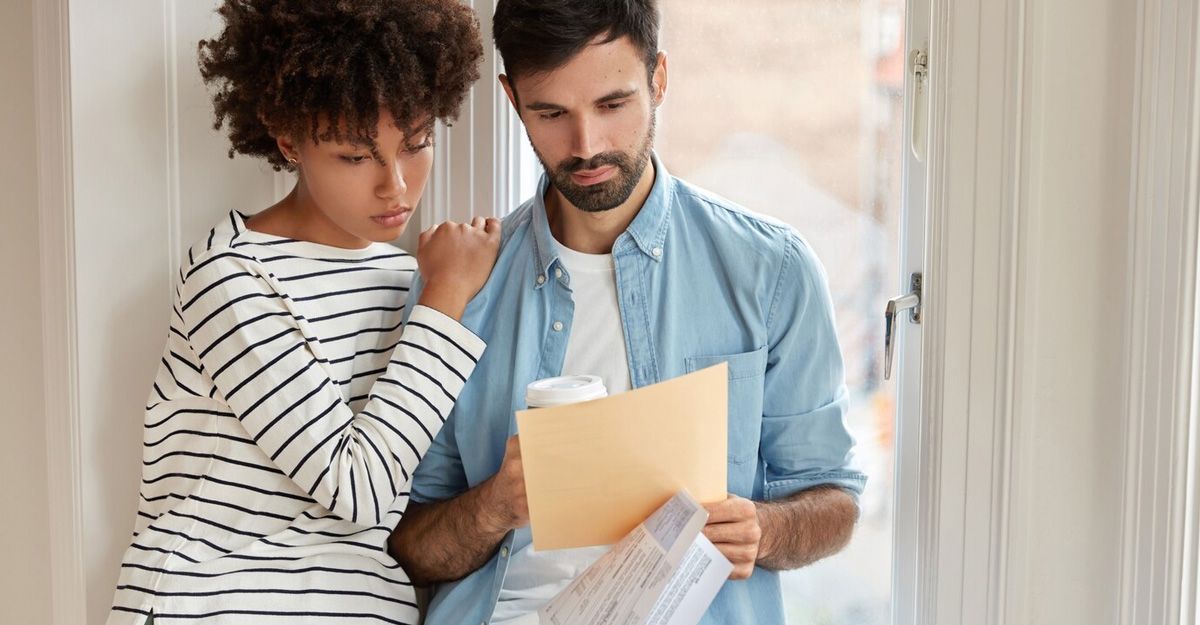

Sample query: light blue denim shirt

[404,153,866,625]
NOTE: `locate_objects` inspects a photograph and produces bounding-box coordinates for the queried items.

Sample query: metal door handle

[884,273,922,380]
[910,48,929,163]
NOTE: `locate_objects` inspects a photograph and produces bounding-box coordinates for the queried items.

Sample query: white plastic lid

[525,375,608,408]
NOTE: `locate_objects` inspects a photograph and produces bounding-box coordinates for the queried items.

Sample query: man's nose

[569,115,602,162]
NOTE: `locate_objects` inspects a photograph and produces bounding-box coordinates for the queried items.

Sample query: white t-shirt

[489,243,632,624]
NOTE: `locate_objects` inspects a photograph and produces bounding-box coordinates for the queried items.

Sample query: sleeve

[402,274,472,505]
[760,234,867,501]
[178,254,485,528]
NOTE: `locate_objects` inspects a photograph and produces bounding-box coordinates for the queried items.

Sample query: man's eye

[540,111,565,120]
[603,102,626,110]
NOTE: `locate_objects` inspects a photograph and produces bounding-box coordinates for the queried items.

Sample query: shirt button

[536,274,546,285]
[652,247,663,257]
[553,321,564,332]
[554,268,563,279]
[500,546,509,557]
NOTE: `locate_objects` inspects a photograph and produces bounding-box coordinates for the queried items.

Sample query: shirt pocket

[684,346,767,464]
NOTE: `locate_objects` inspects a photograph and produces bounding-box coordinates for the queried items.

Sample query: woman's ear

[276,135,301,165]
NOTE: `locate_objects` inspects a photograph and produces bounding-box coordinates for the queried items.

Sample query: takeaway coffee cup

[525,375,608,409]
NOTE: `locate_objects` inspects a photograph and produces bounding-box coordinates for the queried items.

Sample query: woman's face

[282,109,433,248]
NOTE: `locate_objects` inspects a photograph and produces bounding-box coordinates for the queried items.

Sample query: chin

[366,228,405,243]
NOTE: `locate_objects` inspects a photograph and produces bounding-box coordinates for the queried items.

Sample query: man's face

[505,36,666,213]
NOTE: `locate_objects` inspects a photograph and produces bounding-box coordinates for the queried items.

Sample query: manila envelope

[515,363,728,550]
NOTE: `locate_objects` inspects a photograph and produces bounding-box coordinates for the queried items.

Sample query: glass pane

[656,1,906,623]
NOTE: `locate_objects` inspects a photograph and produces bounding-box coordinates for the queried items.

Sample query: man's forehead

[514,36,649,104]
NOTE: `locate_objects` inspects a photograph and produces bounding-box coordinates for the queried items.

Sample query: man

[388,1,866,623]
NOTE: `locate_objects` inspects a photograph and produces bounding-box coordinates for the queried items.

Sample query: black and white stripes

[108,211,484,625]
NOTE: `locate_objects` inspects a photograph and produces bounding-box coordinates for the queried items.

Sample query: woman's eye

[340,155,369,164]
[405,141,433,154]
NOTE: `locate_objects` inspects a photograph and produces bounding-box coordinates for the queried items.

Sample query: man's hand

[388,435,530,586]
[478,435,529,533]
[702,494,763,580]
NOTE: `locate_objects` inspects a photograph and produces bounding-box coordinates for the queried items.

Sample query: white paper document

[539,491,733,625]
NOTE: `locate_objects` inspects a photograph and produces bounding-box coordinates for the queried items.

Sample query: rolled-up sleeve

[760,234,867,501]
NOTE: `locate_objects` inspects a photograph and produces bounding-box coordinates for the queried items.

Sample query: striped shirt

[108,211,485,625]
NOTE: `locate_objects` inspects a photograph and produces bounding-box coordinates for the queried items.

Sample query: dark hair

[198,0,483,171]
[492,0,660,87]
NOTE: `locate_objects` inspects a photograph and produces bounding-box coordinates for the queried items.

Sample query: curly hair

[198,0,483,170]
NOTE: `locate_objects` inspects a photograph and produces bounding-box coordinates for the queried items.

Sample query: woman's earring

[287,156,299,166]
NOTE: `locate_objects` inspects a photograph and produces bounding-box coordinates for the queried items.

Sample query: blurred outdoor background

[655,2,907,623]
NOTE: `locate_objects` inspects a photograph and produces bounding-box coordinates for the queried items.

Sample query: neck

[546,159,657,255]
[247,183,370,249]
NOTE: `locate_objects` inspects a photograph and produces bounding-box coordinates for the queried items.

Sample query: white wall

[0,0,53,622]
[1008,0,1136,622]
[67,1,280,619]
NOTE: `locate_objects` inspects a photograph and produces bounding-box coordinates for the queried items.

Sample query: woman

[107,1,494,623]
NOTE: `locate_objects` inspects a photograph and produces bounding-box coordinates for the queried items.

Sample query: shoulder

[668,178,831,325]
[500,200,536,245]
[670,177,816,269]
[493,199,539,264]
[176,212,268,300]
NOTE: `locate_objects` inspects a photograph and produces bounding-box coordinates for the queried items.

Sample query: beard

[533,114,657,213]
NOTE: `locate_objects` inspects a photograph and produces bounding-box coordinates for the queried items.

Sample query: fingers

[702,495,761,580]
[424,217,500,238]
[703,495,757,524]
[728,561,756,580]
[706,535,759,580]
[418,222,441,246]
[702,519,762,545]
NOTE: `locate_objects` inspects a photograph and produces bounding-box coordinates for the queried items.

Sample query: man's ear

[499,74,520,114]
[651,51,669,107]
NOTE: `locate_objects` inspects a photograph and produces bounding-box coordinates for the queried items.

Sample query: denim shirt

[405,153,866,625]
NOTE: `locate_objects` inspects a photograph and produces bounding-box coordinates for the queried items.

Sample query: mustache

[558,152,629,173]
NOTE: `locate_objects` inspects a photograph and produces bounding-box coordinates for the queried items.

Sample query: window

[654,1,907,622]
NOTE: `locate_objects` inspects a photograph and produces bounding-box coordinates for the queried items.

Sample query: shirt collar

[530,151,674,287]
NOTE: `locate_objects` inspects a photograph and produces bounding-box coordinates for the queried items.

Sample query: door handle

[884,272,922,380]
[910,48,929,163]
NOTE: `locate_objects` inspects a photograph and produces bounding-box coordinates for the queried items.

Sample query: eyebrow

[524,88,638,112]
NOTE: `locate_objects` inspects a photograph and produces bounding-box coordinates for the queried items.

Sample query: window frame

[1116,1,1200,624]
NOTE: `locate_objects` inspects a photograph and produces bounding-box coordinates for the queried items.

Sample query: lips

[570,165,617,186]
[371,207,412,228]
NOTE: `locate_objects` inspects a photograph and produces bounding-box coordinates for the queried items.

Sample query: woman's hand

[416,217,501,320]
